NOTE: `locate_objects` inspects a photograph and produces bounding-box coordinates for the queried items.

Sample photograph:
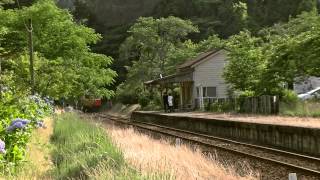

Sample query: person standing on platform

[163,92,169,112]
[168,93,174,112]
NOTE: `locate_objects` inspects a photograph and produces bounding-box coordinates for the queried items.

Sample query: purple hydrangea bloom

[6,118,30,132]
[10,118,30,126]
[0,140,6,154]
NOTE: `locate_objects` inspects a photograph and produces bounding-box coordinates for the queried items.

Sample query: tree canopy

[223,11,320,96]
[116,16,198,103]
[0,0,116,100]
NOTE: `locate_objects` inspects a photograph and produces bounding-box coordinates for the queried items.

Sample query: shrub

[0,90,53,173]
[138,93,150,107]
[281,89,299,104]
[280,100,320,117]
[210,101,234,113]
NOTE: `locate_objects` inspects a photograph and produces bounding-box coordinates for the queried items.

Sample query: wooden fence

[239,95,279,114]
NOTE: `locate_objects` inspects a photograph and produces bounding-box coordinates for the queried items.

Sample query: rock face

[57,0,161,27]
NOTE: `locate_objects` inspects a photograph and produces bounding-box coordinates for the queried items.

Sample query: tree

[154,0,247,38]
[247,0,317,33]
[264,11,320,90]
[224,11,320,96]
[0,0,116,100]
[223,30,266,94]
[117,16,198,103]
[0,0,13,7]
[120,16,198,81]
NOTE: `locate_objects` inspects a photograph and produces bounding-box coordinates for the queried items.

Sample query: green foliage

[0,0,116,100]
[223,11,320,97]
[264,11,320,88]
[280,100,320,117]
[0,0,117,174]
[155,0,247,38]
[209,101,234,113]
[0,0,13,9]
[115,82,141,105]
[247,0,318,32]
[281,90,299,104]
[51,113,155,179]
[66,0,319,89]
[0,89,53,173]
[165,40,199,74]
[117,16,198,104]
[224,30,266,94]
[138,93,151,108]
[197,34,225,51]
[52,113,122,179]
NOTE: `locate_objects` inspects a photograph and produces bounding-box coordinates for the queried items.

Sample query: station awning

[144,71,193,85]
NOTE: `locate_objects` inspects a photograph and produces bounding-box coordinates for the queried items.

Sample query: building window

[199,87,217,97]
[207,87,217,97]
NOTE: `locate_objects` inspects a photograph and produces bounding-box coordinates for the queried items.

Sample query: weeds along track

[94,113,320,179]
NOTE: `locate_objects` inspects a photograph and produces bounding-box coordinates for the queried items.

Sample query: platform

[131,111,320,156]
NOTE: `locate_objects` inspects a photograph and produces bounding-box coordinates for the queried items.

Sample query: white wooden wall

[192,50,229,101]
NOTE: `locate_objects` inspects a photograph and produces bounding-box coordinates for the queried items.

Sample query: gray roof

[144,49,223,85]
[178,49,221,70]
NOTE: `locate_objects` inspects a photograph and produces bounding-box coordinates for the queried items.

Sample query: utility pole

[28,18,35,95]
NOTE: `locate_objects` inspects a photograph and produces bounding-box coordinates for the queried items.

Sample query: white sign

[288,173,297,180]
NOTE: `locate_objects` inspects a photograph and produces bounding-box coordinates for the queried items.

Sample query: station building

[145,49,229,109]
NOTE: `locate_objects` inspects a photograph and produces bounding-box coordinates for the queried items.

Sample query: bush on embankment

[0,90,53,174]
[280,100,320,117]
[51,113,147,179]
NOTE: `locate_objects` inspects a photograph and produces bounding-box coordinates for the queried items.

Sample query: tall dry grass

[104,125,258,180]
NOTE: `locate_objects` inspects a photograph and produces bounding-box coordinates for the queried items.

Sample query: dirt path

[15,118,54,180]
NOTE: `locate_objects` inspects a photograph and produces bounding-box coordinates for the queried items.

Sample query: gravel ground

[152,112,320,128]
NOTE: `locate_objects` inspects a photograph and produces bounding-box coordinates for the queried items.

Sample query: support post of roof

[180,83,183,110]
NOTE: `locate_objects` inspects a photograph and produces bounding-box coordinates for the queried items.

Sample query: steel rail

[97,113,320,177]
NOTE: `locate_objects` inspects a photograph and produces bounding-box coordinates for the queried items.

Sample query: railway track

[95,113,320,179]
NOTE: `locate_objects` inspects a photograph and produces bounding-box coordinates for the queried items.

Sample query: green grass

[51,113,138,179]
[51,113,169,180]
[280,101,320,117]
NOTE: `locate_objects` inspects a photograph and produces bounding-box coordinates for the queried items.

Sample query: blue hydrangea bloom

[6,118,30,132]
[29,95,41,104]
[0,140,6,154]
[36,120,46,129]
[44,96,54,106]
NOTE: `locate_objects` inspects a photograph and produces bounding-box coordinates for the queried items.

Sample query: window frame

[197,86,217,98]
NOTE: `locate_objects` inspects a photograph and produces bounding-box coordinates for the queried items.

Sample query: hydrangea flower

[36,109,43,116]
[29,95,41,104]
[1,86,9,92]
[36,120,46,129]
[44,96,54,106]
[6,118,30,132]
[0,140,6,154]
